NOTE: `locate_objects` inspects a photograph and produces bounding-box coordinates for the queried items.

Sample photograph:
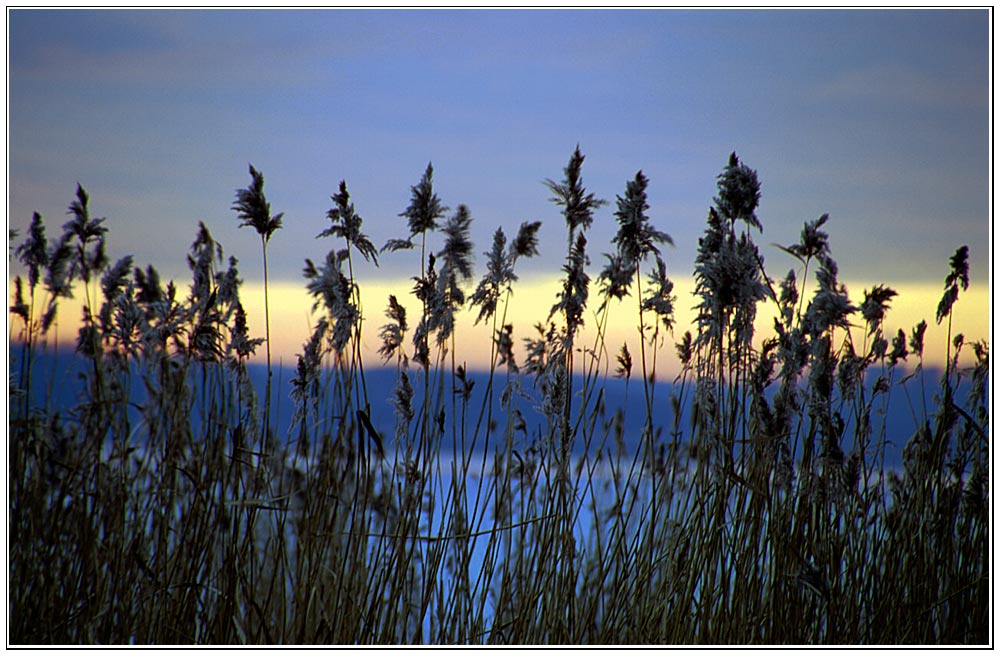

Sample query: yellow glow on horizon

[10,274,988,380]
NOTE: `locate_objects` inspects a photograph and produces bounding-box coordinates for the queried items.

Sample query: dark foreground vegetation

[8,151,989,644]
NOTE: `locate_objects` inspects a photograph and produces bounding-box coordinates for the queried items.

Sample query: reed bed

[8,151,989,645]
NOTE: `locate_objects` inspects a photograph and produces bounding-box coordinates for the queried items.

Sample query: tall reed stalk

[233,164,284,443]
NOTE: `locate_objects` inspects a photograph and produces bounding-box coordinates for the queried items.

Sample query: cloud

[815,63,985,112]
[9,10,342,91]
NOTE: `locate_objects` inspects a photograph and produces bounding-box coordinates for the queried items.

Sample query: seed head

[714,152,762,231]
[232,164,283,243]
[320,180,378,265]
[545,145,607,238]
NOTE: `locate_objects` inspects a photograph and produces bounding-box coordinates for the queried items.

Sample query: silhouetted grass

[8,151,989,645]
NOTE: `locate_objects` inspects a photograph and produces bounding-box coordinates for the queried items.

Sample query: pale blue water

[13,346,950,469]
[10,346,981,643]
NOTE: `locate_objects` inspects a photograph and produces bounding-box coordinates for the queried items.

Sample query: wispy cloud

[9,9,347,90]
[815,62,985,112]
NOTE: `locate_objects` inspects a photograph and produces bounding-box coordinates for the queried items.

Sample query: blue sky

[7,8,991,346]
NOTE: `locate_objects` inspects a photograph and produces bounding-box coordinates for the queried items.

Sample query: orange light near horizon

[9,274,989,380]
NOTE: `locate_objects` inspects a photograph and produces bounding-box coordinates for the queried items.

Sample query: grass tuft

[8,152,989,645]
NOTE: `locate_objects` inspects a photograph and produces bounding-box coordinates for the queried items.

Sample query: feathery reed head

[511,220,542,260]
[470,227,512,326]
[614,343,632,381]
[550,230,590,339]
[378,294,408,363]
[401,162,447,237]
[597,252,634,311]
[545,145,607,237]
[714,151,762,231]
[642,255,676,333]
[321,180,378,265]
[937,244,970,324]
[16,212,48,290]
[613,170,672,266]
[232,164,284,243]
[439,204,475,283]
[860,285,898,331]
[777,214,830,264]
[64,184,108,283]
[65,184,108,244]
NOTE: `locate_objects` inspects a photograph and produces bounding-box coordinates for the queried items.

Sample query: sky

[6,7,992,373]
